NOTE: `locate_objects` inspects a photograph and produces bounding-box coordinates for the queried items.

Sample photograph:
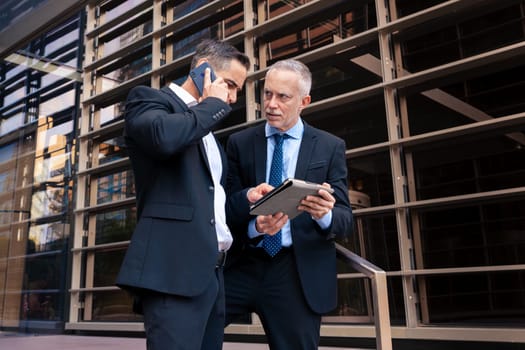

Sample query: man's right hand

[200,68,229,103]
[247,183,274,203]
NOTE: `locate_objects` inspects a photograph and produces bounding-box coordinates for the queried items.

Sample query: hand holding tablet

[249,178,334,219]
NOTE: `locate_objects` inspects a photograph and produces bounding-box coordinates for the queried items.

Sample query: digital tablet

[249,178,334,219]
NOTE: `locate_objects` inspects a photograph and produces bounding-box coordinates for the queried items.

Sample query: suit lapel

[294,123,317,179]
[161,86,213,174]
[254,126,268,184]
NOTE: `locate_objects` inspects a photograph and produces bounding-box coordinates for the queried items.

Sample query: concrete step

[0,333,369,349]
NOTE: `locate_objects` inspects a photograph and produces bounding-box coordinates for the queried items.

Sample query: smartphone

[189,62,216,96]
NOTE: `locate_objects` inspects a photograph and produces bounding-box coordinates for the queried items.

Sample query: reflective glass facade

[1,0,525,345]
[0,12,82,329]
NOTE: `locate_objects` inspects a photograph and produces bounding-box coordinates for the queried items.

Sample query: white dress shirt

[169,83,233,251]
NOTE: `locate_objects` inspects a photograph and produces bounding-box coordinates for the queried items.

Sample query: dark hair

[190,39,250,72]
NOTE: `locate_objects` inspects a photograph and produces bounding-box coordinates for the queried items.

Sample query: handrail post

[335,243,392,350]
[371,271,393,350]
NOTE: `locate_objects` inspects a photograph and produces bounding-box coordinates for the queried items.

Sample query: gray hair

[266,59,312,97]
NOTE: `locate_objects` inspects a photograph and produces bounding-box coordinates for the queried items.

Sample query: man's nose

[228,90,237,104]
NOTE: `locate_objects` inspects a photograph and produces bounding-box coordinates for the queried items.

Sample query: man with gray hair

[224,59,354,349]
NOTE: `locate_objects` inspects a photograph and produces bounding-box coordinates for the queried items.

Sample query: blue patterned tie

[263,134,287,257]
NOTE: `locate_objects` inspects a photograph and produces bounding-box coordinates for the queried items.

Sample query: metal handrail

[335,243,393,350]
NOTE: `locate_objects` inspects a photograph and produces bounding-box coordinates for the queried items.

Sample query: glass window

[412,135,525,200]
[97,48,152,91]
[104,0,148,22]
[97,170,135,205]
[100,103,125,125]
[399,3,525,73]
[95,208,136,245]
[1,112,26,135]
[45,30,79,55]
[347,152,394,207]
[3,85,25,106]
[306,95,387,150]
[266,1,376,61]
[28,223,69,253]
[98,136,127,165]
[102,22,153,57]
[93,248,127,287]
[419,199,525,269]
[39,89,75,118]
[422,271,525,325]
[395,0,447,17]
[91,290,142,322]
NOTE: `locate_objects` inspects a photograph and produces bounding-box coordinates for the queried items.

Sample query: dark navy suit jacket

[225,121,354,314]
[116,85,230,297]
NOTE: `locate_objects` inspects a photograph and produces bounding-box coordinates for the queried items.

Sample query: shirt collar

[169,82,197,106]
[265,118,304,140]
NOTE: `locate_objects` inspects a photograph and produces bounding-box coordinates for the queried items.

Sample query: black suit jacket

[225,121,353,314]
[116,85,230,297]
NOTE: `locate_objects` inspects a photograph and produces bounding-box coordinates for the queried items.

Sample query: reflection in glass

[97,170,135,204]
[4,85,25,106]
[0,0,49,32]
[28,222,69,253]
[22,252,66,321]
[0,112,25,136]
[33,152,70,184]
[22,291,62,321]
[98,49,152,91]
[100,103,125,125]
[39,90,75,118]
[91,290,142,322]
[95,208,136,245]
[93,249,127,287]
[45,30,79,55]
[98,137,127,165]
[347,152,394,207]
[325,278,369,320]
[41,57,79,87]
[104,0,148,22]
[102,22,153,57]
[30,187,69,219]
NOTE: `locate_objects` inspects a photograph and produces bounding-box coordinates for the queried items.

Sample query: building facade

[1,0,525,347]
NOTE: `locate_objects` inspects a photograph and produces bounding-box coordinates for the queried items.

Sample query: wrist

[247,187,256,203]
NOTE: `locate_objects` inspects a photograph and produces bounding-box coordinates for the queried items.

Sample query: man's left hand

[297,182,335,220]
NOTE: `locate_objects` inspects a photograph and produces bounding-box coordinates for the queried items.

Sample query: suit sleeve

[124,86,231,159]
[225,133,254,243]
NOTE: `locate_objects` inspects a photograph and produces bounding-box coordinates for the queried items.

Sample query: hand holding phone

[189,62,216,96]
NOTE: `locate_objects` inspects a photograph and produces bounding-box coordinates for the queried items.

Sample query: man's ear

[194,58,208,67]
[299,95,311,112]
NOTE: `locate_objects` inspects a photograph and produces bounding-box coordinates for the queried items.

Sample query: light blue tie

[263,134,287,257]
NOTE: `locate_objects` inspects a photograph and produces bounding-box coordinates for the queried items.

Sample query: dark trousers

[141,268,225,350]
[225,248,321,350]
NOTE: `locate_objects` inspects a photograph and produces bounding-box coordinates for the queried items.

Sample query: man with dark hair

[116,39,250,350]
[224,59,353,349]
